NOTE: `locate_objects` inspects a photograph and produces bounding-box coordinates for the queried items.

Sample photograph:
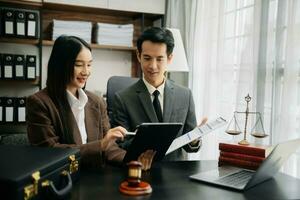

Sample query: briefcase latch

[24,171,40,200]
[69,155,79,174]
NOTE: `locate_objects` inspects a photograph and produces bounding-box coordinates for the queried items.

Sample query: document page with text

[165,117,227,155]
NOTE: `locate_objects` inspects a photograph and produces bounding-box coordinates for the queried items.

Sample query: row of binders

[0,54,36,80]
[0,97,26,123]
[0,7,39,38]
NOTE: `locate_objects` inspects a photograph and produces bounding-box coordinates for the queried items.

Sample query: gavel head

[127,161,142,187]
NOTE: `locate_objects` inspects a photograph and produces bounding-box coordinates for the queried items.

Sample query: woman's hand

[101,126,126,150]
[138,150,156,171]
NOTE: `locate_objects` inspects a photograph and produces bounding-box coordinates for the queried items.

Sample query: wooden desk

[71,161,300,200]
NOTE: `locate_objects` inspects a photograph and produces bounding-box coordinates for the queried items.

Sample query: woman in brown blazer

[26,35,154,169]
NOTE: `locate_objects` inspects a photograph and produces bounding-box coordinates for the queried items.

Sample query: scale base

[238,139,250,145]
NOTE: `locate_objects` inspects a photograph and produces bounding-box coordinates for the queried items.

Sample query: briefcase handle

[42,170,72,199]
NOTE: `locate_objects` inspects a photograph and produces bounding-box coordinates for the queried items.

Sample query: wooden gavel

[119,161,152,196]
[127,161,142,187]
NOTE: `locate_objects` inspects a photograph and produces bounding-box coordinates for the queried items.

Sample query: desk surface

[71,161,300,200]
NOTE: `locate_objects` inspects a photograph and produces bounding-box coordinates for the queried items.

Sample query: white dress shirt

[67,88,88,144]
[143,77,165,113]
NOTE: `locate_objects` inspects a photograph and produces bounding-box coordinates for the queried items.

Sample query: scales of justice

[225,94,268,145]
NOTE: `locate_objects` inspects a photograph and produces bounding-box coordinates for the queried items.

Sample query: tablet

[123,123,183,162]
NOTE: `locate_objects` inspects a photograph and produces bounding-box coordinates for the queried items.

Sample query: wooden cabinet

[41,2,164,77]
[109,0,165,14]
[42,0,165,14]
[0,0,165,135]
[43,0,108,9]
[0,2,42,134]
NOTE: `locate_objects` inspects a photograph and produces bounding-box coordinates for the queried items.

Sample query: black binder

[3,54,14,80]
[0,97,3,123]
[0,145,80,200]
[14,54,25,79]
[4,97,14,122]
[26,55,36,80]
[0,9,2,36]
[3,9,15,36]
[0,53,2,79]
[15,10,26,37]
[15,97,26,122]
[26,11,38,38]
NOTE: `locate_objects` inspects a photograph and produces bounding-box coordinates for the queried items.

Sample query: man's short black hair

[137,27,174,56]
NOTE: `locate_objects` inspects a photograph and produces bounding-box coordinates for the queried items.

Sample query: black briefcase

[0,145,80,200]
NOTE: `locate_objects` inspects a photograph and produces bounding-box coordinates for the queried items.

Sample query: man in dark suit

[112,27,204,161]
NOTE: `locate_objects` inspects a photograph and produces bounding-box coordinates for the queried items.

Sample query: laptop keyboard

[216,170,254,187]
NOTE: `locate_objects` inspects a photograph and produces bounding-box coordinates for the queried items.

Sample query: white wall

[42,46,132,96]
[43,0,165,14]
[86,49,132,96]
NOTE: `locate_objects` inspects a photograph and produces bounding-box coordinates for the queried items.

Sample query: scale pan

[225,130,241,135]
[251,132,268,138]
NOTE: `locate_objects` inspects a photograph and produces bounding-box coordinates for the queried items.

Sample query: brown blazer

[26,88,126,168]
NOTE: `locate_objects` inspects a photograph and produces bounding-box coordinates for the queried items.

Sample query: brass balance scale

[225,94,268,145]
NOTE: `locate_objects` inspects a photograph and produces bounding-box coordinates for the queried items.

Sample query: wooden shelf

[0,0,42,8]
[42,2,163,20]
[41,3,161,49]
[42,40,136,51]
[90,44,137,51]
[0,123,27,135]
[0,77,40,86]
[0,122,26,126]
[0,37,39,45]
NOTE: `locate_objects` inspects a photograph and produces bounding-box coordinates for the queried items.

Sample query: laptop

[190,138,300,191]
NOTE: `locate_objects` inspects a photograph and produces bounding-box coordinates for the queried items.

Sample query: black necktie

[153,90,163,122]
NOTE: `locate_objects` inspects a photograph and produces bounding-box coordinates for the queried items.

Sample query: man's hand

[190,117,208,146]
[198,117,208,127]
[138,150,156,171]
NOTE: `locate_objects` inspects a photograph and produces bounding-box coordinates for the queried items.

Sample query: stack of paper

[52,20,92,43]
[96,23,133,47]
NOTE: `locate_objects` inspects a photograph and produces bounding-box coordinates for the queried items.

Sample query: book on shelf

[219,142,274,158]
[218,156,261,170]
[219,151,265,163]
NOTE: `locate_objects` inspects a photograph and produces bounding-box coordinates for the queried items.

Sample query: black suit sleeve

[111,93,130,130]
[182,90,201,153]
[111,93,135,150]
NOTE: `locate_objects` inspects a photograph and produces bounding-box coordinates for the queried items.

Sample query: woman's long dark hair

[46,35,91,144]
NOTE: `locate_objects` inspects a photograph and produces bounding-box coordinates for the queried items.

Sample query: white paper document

[27,67,36,79]
[17,22,25,36]
[27,21,36,37]
[5,21,13,34]
[165,117,227,155]
[4,65,13,78]
[18,107,26,122]
[15,65,24,77]
[5,107,14,122]
[0,107,2,121]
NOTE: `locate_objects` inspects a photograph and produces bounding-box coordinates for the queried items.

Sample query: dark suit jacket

[26,88,126,168]
[112,79,198,161]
